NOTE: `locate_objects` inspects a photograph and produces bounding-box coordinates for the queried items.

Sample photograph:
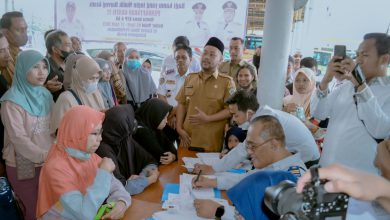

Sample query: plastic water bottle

[296,106,306,121]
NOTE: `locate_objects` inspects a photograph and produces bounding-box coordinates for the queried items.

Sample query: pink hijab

[283,68,316,118]
[36,106,105,217]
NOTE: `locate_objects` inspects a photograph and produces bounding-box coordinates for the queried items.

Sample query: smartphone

[351,65,366,85]
[334,45,346,62]
[334,45,346,74]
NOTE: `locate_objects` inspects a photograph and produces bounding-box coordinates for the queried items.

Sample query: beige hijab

[63,54,85,90]
[283,68,316,118]
[50,57,106,134]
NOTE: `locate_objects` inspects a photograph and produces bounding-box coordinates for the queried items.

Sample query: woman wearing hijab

[37,106,130,220]
[97,50,127,104]
[0,50,54,220]
[282,68,326,143]
[50,56,106,134]
[122,48,156,110]
[95,58,118,108]
[283,67,316,118]
[133,98,177,165]
[62,53,85,90]
[96,105,160,195]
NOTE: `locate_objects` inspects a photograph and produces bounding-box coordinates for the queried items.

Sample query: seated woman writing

[37,106,130,220]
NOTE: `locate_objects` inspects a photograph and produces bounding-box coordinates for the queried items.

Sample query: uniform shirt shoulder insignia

[166,80,176,84]
[287,166,305,177]
[166,68,175,75]
[188,72,200,77]
[219,73,233,80]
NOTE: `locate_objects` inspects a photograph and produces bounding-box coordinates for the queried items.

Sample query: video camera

[264,166,349,220]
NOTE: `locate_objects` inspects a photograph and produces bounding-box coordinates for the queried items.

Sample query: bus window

[245,35,262,50]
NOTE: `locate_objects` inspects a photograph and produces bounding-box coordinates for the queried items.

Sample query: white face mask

[82,81,98,94]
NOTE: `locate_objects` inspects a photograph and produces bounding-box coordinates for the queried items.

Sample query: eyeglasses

[90,129,103,136]
[245,138,274,151]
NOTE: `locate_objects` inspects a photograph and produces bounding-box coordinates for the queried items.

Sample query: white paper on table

[200,157,220,167]
[162,193,181,209]
[182,155,221,170]
[179,173,215,199]
[196,153,220,159]
[154,198,235,220]
[182,157,203,168]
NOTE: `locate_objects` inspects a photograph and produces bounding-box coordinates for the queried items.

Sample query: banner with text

[55,0,249,47]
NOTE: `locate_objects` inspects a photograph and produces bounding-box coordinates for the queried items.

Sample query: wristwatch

[215,205,225,219]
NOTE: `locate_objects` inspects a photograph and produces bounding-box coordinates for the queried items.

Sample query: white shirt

[157,69,189,106]
[211,105,319,173]
[216,153,306,190]
[311,76,390,174]
[253,105,320,162]
[347,199,390,220]
[159,54,201,78]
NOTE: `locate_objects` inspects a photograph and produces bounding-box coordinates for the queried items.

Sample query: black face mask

[59,50,74,61]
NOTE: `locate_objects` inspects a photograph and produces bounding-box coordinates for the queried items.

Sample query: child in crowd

[142,59,152,72]
[221,126,246,158]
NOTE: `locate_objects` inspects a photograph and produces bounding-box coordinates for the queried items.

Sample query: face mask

[238,121,250,130]
[127,59,141,70]
[65,148,91,161]
[82,81,98,94]
[59,50,73,61]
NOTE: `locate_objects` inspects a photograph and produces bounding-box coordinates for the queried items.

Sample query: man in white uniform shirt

[311,33,390,174]
[158,45,192,143]
[159,36,200,81]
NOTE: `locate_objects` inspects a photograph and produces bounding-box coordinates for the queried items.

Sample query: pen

[194,170,202,183]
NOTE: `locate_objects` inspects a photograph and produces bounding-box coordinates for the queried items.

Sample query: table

[122,148,229,220]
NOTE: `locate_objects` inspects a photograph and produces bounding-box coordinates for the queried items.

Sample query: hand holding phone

[334,45,346,62]
[351,65,366,85]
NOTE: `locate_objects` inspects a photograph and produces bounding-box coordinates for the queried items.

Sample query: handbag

[14,152,35,181]
[0,177,25,220]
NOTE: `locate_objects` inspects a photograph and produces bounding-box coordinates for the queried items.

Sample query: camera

[264,167,349,220]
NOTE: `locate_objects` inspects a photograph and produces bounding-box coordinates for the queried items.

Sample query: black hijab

[135,98,172,129]
[96,104,156,185]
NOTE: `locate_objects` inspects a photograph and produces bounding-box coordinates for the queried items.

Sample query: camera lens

[264,180,303,216]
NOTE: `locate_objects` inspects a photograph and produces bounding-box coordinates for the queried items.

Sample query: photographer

[311,33,390,174]
[297,139,390,218]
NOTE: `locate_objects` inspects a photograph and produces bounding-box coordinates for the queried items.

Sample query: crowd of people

[0,10,389,220]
